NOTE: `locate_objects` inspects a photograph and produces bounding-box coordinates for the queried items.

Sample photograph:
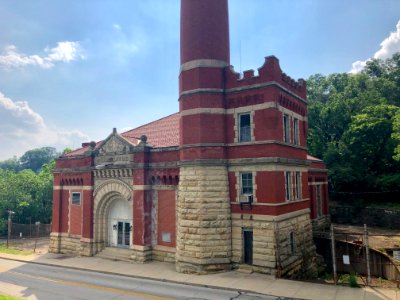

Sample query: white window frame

[294,171,301,200]
[285,171,292,201]
[293,118,299,145]
[283,114,290,143]
[71,192,81,206]
[239,113,251,142]
[240,172,253,195]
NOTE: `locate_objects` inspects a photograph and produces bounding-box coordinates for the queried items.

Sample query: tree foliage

[0,147,62,235]
[19,147,58,172]
[0,161,54,235]
[0,147,58,173]
[307,53,400,202]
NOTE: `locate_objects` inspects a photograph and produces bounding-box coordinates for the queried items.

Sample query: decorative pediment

[98,128,134,156]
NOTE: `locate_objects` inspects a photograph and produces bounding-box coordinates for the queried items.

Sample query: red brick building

[50,0,329,276]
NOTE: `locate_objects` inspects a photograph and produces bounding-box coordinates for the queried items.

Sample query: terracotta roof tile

[63,113,179,157]
[122,113,179,148]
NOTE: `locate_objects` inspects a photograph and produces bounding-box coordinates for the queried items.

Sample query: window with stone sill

[71,192,81,205]
[285,171,292,201]
[294,171,302,200]
[283,113,290,143]
[316,184,323,217]
[293,118,300,145]
[240,172,253,195]
[285,171,302,201]
[239,113,251,142]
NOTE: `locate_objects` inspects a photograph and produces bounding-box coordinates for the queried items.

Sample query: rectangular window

[241,172,253,194]
[294,171,301,200]
[293,118,299,145]
[283,114,290,143]
[71,192,81,205]
[289,232,295,254]
[239,113,251,142]
[162,232,171,243]
[316,185,323,217]
[285,171,292,201]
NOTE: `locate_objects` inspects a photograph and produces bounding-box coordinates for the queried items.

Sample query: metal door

[243,229,253,265]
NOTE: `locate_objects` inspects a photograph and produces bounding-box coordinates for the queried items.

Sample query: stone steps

[96,247,132,262]
[237,264,254,274]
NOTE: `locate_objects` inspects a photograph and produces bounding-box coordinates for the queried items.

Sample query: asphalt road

[0,258,293,300]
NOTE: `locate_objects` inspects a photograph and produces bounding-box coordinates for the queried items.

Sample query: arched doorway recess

[93,179,133,251]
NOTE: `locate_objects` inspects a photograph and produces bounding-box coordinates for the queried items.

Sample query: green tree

[307,52,400,204]
[0,156,21,172]
[338,105,400,190]
[19,147,57,172]
[392,110,400,161]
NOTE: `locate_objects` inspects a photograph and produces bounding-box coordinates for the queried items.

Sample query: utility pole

[6,210,15,248]
[330,224,337,285]
[364,224,371,286]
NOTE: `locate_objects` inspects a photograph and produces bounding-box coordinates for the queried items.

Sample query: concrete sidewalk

[0,251,398,300]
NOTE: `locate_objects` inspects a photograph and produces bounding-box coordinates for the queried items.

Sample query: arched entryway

[93,179,133,252]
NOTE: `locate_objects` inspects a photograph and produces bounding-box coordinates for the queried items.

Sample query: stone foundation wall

[275,211,317,278]
[176,165,232,274]
[49,233,96,256]
[54,235,81,255]
[232,214,276,275]
[130,246,152,263]
[80,240,94,256]
[312,215,331,231]
[231,210,317,277]
[49,233,62,253]
[152,246,176,263]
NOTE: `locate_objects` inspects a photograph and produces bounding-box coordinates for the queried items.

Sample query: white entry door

[108,199,132,247]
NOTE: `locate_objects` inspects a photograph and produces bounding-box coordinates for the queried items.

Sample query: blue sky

[1,0,400,160]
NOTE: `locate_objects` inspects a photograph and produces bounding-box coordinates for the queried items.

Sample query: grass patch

[0,295,23,300]
[0,244,32,256]
[338,273,360,288]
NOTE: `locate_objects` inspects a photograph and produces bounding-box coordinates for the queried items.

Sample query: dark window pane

[239,114,251,142]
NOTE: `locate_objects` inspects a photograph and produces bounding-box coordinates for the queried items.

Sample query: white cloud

[0,41,85,70]
[0,92,89,159]
[350,20,400,73]
[45,41,85,62]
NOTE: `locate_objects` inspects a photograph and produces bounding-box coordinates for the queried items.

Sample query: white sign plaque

[343,255,350,265]
[393,251,400,260]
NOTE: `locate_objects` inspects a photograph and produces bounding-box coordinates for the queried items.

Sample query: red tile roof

[64,113,179,157]
[122,113,179,148]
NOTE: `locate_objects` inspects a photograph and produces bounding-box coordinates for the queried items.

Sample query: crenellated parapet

[225,56,307,99]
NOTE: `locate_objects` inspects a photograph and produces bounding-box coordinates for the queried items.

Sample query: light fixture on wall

[113,224,117,230]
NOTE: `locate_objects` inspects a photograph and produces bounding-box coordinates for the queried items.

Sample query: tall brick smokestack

[180,0,230,65]
[177,0,232,274]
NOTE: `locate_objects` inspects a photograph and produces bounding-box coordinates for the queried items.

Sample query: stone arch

[93,179,133,252]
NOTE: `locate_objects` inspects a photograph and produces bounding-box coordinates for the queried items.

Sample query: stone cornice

[180,59,229,73]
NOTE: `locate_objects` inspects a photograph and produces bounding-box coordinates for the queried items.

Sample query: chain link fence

[9,223,51,239]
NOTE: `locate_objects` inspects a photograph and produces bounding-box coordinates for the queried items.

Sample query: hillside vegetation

[307,53,400,205]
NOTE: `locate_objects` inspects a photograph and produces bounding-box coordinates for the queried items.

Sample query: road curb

[0,255,293,299]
